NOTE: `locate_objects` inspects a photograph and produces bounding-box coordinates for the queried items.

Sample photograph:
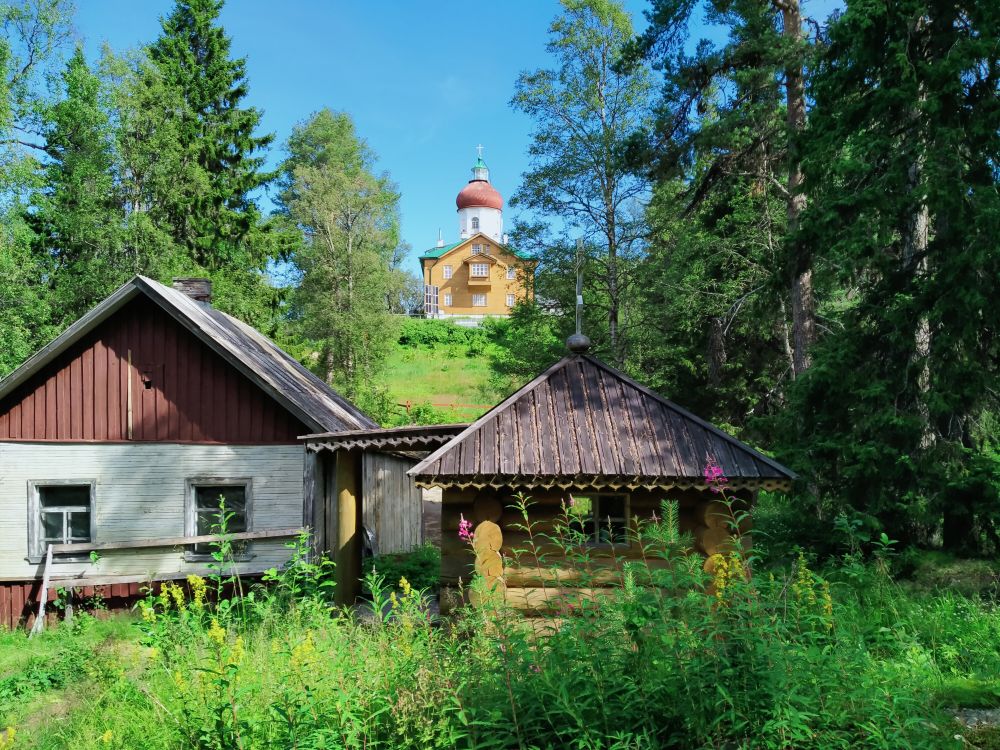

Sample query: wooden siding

[0,296,309,443]
[0,443,305,581]
[363,453,423,554]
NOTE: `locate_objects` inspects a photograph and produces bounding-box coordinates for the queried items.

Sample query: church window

[471,217,480,231]
[442,265,452,279]
[472,294,487,307]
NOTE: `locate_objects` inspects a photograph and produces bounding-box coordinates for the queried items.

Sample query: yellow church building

[420,149,535,319]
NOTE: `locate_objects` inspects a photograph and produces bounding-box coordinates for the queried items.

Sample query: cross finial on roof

[476,143,484,158]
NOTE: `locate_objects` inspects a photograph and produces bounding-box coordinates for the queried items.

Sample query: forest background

[0,0,998,557]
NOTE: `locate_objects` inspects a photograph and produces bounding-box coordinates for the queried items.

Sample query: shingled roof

[408,354,796,491]
[0,276,376,434]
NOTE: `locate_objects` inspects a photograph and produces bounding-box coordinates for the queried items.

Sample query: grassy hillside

[380,318,503,425]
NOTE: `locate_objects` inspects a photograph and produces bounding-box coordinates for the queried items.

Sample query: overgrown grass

[2,512,999,749]
[381,318,500,425]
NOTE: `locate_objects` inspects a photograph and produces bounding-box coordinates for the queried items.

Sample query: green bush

[362,543,441,594]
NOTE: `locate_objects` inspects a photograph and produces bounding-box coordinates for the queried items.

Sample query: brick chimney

[172,278,212,305]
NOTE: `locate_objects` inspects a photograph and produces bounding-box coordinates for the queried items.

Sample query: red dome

[456,180,503,211]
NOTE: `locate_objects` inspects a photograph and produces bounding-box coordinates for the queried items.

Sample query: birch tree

[278,109,400,398]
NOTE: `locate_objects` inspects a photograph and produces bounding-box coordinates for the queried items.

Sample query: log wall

[440,484,753,613]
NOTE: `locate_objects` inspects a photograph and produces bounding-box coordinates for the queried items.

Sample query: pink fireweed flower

[458,514,474,543]
[703,458,728,493]
[568,495,576,507]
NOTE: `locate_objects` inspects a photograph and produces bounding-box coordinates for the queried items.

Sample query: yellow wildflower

[173,670,187,691]
[187,575,207,611]
[139,601,156,623]
[147,647,158,660]
[821,580,834,629]
[0,727,16,750]
[169,581,185,610]
[157,583,171,610]
[101,729,113,744]
[290,631,316,671]
[229,636,244,665]
[710,553,730,602]
[207,618,226,647]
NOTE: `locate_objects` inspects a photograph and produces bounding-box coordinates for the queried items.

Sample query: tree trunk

[780,0,815,377]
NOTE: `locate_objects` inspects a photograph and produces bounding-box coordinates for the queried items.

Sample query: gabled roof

[0,276,376,434]
[409,354,796,491]
[419,233,534,261]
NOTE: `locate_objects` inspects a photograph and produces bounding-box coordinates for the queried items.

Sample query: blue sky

[72,0,839,278]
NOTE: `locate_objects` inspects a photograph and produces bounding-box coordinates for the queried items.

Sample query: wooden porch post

[334,449,362,605]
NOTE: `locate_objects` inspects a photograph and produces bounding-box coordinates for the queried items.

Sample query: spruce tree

[146,0,273,271]
[787,0,1000,550]
[29,47,125,325]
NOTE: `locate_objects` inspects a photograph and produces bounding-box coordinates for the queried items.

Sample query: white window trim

[472,244,482,254]
[506,267,517,280]
[442,265,453,279]
[471,263,490,278]
[472,294,487,307]
[26,479,97,564]
[471,217,480,230]
[184,478,254,562]
[506,294,516,307]
[443,293,453,306]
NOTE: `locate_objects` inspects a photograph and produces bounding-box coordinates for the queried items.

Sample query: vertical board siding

[362,453,422,554]
[0,443,305,582]
[0,297,309,443]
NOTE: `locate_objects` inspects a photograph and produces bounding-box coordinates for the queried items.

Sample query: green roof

[473,156,488,170]
[418,238,534,261]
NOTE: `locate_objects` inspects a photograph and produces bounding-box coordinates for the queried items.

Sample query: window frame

[443,292,453,307]
[471,217,480,231]
[27,479,97,564]
[568,492,631,547]
[506,267,517,280]
[506,293,516,307]
[472,293,487,307]
[471,244,482,255]
[442,265,453,279]
[470,263,490,278]
[184,478,254,562]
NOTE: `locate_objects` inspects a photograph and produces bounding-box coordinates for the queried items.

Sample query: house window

[506,294,516,307]
[443,293,453,306]
[471,263,489,278]
[567,493,629,545]
[472,244,482,254]
[472,294,487,307]
[471,217,480,231]
[185,479,251,560]
[28,481,95,562]
[442,265,453,279]
[506,267,517,280]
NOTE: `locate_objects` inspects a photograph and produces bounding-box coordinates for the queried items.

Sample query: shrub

[362,543,441,594]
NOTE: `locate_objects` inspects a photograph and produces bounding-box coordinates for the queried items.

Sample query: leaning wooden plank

[29,545,53,637]
[49,563,280,589]
[50,527,305,555]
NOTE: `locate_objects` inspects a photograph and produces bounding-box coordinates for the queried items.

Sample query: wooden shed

[408,338,796,613]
